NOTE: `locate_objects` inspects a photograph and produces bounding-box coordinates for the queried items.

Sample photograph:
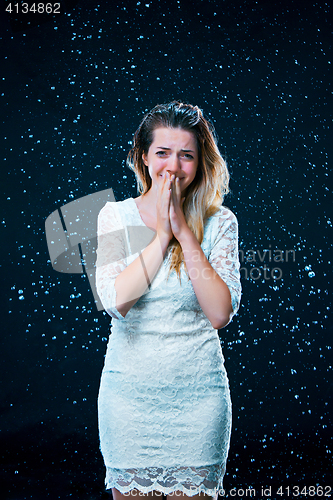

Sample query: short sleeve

[95,203,128,320]
[209,208,242,316]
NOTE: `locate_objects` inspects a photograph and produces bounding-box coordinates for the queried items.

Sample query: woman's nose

[166,155,181,174]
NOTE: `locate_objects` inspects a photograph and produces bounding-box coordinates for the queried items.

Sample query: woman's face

[142,127,199,194]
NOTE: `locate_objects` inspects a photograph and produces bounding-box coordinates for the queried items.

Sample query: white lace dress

[95,198,241,497]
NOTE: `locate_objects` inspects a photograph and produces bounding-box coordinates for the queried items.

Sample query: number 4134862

[277,486,332,497]
[5,3,61,14]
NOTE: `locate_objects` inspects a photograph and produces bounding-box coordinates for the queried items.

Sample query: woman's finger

[175,176,181,203]
[158,173,170,203]
[170,176,182,210]
[156,172,172,233]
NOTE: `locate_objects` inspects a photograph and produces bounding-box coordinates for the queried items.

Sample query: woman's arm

[114,232,170,317]
[113,173,173,318]
[179,230,234,329]
[96,206,169,319]
[169,175,240,329]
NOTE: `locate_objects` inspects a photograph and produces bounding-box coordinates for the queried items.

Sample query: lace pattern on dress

[96,201,241,320]
[95,202,128,320]
[96,200,241,497]
[209,208,242,315]
[105,463,225,496]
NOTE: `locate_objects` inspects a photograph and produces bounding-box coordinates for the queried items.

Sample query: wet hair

[127,101,230,280]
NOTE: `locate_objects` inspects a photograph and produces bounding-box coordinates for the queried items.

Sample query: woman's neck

[134,190,158,229]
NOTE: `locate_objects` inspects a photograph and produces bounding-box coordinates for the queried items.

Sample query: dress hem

[104,467,225,497]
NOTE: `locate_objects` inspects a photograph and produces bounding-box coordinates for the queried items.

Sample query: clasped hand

[156,172,190,243]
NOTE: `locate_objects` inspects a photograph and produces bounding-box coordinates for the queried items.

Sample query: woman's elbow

[211,309,234,330]
[212,317,229,330]
[116,304,128,319]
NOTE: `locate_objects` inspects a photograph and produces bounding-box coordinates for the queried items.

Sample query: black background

[1,0,332,499]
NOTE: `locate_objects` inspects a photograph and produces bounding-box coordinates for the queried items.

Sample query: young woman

[96,101,241,500]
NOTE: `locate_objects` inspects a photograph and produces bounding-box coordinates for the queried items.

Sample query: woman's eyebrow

[156,146,195,152]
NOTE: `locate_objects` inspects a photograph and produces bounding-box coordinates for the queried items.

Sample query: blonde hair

[127,101,230,280]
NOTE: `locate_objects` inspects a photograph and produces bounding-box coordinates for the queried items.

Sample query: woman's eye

[156,151,166,157]
[184,154,194,159]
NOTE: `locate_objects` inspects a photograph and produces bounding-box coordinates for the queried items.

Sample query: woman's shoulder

[201,205,237,247]
[208,205,238,226]
[99,197,133,216]
[98,197,134,229]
